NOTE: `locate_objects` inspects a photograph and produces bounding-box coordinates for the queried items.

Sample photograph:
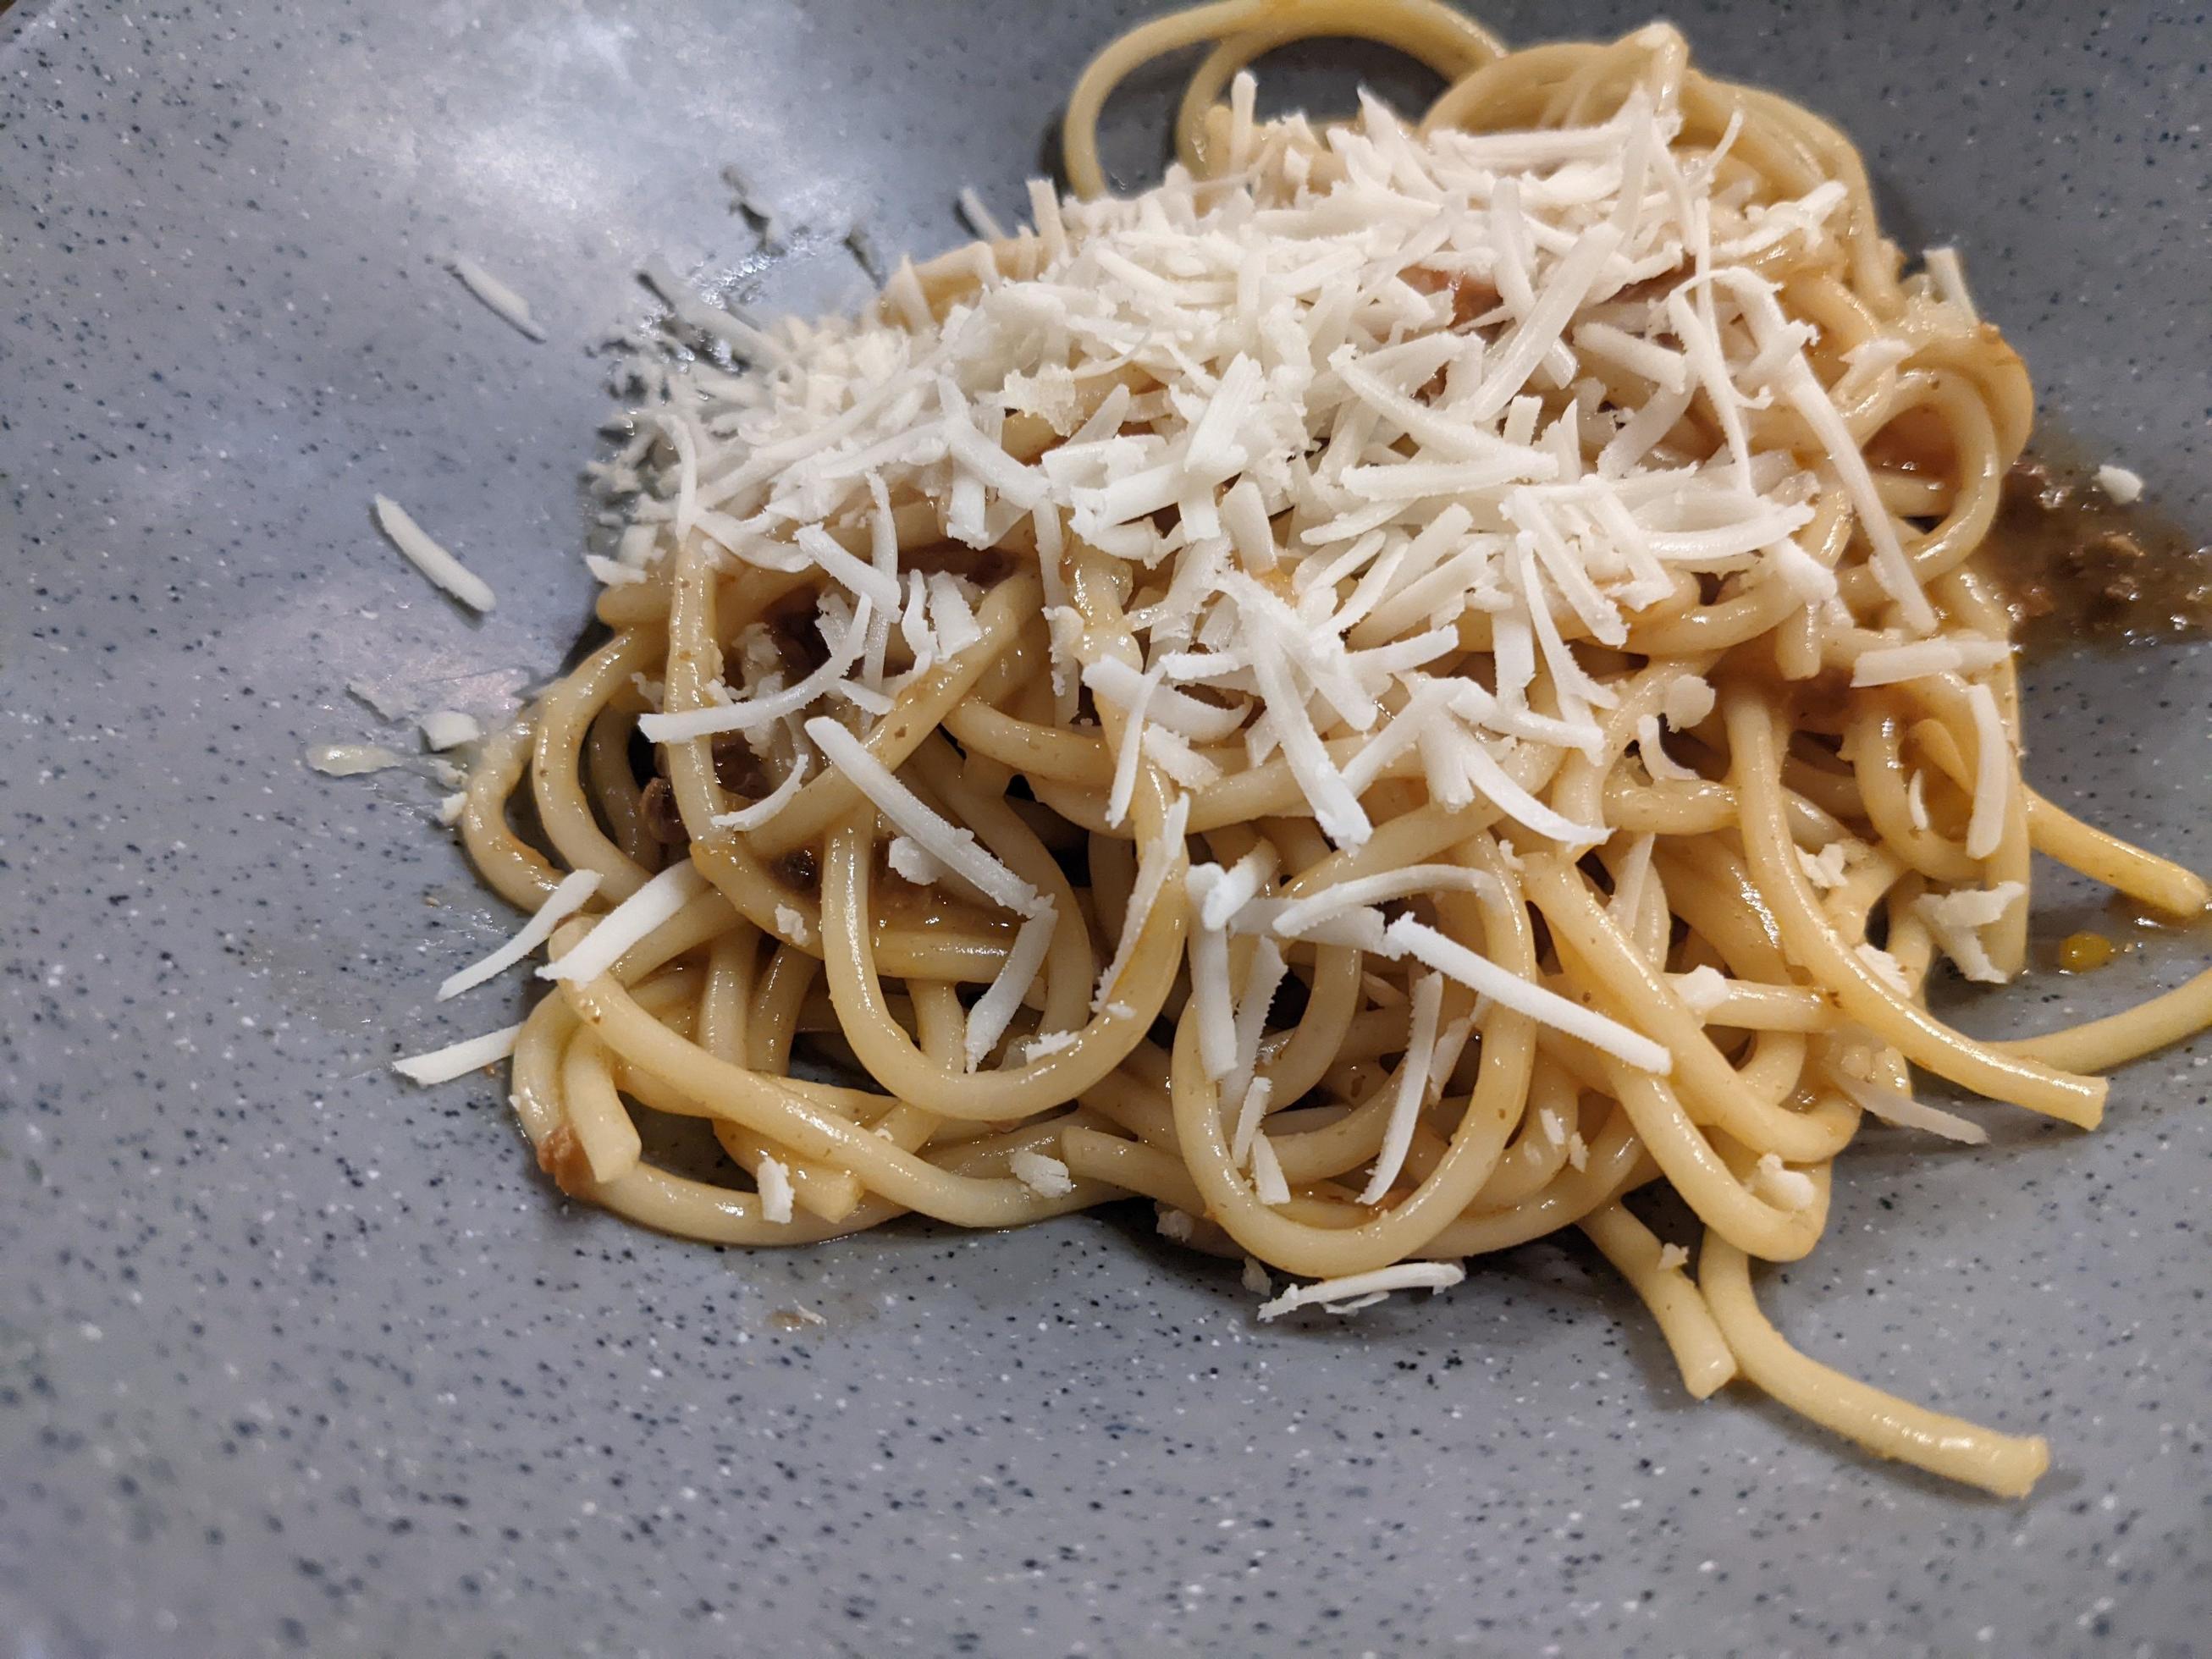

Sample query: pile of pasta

[411,0,2212,1495]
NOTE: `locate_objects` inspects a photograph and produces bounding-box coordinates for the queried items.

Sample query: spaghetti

[416,0,2212,1497]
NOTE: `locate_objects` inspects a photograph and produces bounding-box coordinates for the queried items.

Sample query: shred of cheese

[1911,882,2025,984]
[372,496,496,613]
[757,1155,795,1224]
[540,863,710,985]
[449,255,548,342]
[1010,1148,1077,1199]
[419,709,482,752]
[1255,1261,1466,1320]
[439,869,603,1000]
[392,1022,525,1086]
[1249,1134,1291,1206]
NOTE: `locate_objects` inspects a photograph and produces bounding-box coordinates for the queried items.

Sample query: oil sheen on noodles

[430,0,2212,1497]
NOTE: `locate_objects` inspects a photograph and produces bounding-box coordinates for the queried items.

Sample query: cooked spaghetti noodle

[416,0,2212,1497]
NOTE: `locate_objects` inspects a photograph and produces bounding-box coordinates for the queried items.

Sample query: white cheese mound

[603,89,1896,874]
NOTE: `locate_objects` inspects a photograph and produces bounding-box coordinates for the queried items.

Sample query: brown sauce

[1981,454,2212,653]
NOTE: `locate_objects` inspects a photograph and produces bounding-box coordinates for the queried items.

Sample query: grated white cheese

[1962,683,2010,861]
[1255,1261,1466,1321]
[1656,1242,1691,1273]
[2094,463,2144,505]
[540,863,710,985]
[1010,1148,1077,1199]
[711,756,814,832]
[805,717,1046,918]
[439,869,603,1000]
[1270,865,1499,939]
[306,742,408,777]
[372,495,496,613]
[1797,841,1851,890]
[1834,1074,1989,1144]
[756,1155,795,1224]
[1911,881,2025,984]
[1156,1206,1197,1243]
[419,709,482,752]
[1229,1076,1275,1169]
[1383,917,1670,1073]
[1850,636,2011,687]
[1095,792,1189,1012]
[392,1022,524,1085]
[1186,866,1238,1081]
[885,835,946,885]
[1674,962,1731,1017]
[1854,942,1911,994]
[963,907,1058,1069]
[436,791,468,826]
[1751,1151,1817,1211]
[1357,972,1442,1205]
[1241,1256,1272,1296]
[449,255,548,342]
[774,903,813,947]
[1249,1134,1291,1206]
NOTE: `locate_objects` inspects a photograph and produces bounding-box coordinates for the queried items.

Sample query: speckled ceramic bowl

[3,2,2208,1653]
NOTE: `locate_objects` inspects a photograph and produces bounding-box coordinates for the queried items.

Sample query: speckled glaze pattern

[2,1,2207,1653]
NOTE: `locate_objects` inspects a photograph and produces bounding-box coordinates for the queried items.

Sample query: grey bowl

[3,2,2209,1654]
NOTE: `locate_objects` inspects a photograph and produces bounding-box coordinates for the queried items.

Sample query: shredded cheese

[756,1155,795,1224]
[1383,917,1670,1073]
[419,709,482,752]
[392,1022,524,1085]
[805,717,1046,918]
[1912,882,2025,984]
[539,863,710,985]
[449,256,547,342]
[439,869,603,1000]
[1834,1074,1989,1144]
[372,495,496,613]
[1255,1261,1466,1320]
[1010,1148,1077,1199]
[1357,972,1443,1205]
[1249,1134,1291,1206]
